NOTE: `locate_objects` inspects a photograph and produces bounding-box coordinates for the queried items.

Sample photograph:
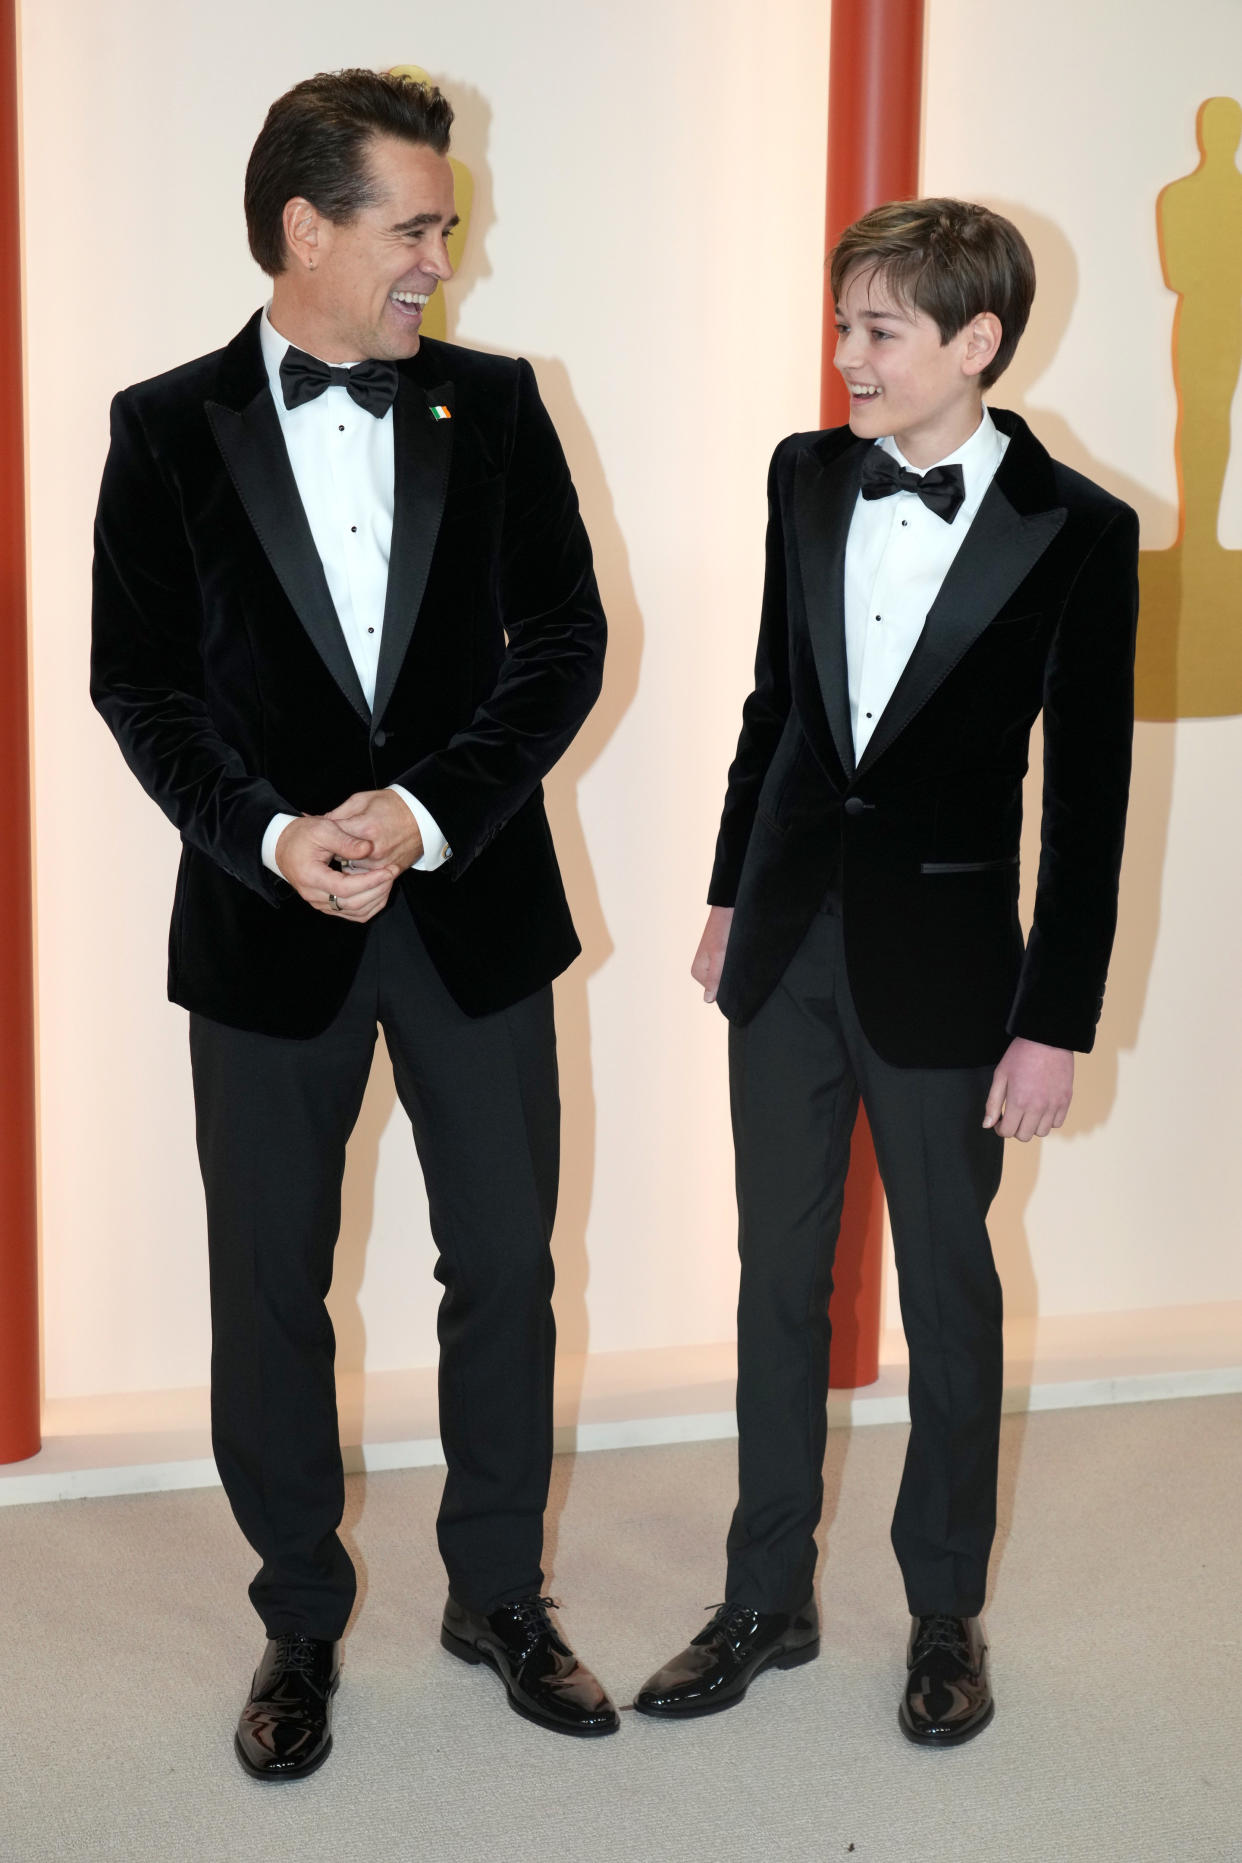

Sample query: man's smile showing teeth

[390,291,430,313]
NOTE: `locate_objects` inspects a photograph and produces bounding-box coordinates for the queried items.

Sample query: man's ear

[281,197,323,274]
[962,312,1002,379]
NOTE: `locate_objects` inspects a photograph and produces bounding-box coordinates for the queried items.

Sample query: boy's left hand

[983,1038,1074,1141]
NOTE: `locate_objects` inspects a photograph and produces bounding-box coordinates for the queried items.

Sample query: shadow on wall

[974,200,1177,1325]
[327,71,642,1401]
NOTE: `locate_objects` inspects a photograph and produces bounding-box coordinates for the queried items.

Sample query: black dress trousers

[724,903,1005,1619]
[189,895,560,1640]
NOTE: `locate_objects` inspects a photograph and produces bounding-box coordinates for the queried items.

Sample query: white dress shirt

[257,307,450,875]
[843,409,1009,760]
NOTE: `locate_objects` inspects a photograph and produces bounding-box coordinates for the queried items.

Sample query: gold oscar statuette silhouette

[1136,96,1242,719]
[386,65,473,343]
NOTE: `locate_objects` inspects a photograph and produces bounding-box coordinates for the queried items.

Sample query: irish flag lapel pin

[429,403,452,421]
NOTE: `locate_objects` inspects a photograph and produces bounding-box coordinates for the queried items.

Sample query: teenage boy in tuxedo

[635,199,1138,1743]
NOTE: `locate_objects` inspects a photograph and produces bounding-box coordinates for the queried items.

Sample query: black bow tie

[859,447,966,523]
[279,346,399,419]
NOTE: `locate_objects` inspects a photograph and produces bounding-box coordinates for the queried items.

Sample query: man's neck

[267,292,364,365]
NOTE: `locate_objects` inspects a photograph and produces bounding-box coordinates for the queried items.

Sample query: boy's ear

[962,312,1002,378]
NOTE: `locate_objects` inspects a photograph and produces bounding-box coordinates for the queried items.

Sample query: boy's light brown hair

[829,198,1036,390]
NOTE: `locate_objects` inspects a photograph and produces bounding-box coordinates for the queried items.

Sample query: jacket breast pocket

[986,609,1044,641]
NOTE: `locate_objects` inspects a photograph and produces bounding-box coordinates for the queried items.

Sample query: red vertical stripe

[822,0,926,428]
[822,0,925,1389]
[0,0,40,1462]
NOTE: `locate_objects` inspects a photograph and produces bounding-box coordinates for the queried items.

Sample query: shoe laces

[913,1614,971,1663]
[271,1633,324,1675]
[700,1601,759,1648]
[505,1596,558,1639]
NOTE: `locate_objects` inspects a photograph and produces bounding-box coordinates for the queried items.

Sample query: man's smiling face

[833,265,991,467]
[290,134,458,362]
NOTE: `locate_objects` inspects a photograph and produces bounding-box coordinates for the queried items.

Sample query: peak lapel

[793,440,866,781]
[370,375,454,728]
[856,479,1066,776]
[206,382,370,726]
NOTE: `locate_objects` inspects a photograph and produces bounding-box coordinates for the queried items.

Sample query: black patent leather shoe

[441,1595,620,1737]
[633,1599,819,1719]
[234,1633,341,1781]
[899,1613,993,1745]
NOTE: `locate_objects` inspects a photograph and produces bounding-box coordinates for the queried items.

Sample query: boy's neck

[892,398,986,471]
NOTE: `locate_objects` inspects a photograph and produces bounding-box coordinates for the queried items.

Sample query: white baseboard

[4,1303,1240,1509]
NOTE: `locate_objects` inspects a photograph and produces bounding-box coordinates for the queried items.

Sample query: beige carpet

[1,1394,1238,1863]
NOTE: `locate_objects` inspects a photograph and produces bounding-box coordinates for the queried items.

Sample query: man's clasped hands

[275,789,424,922]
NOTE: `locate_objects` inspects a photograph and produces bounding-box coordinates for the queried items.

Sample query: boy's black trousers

[724,899,1006,1619]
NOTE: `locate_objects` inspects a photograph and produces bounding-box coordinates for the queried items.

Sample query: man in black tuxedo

[92,70,617,1776]
[635,200,1138,1743]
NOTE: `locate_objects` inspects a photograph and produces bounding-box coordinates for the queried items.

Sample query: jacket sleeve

[1006,503,1140,1051]
[707,438,794,905]
[391,359,606,877]
[90,390,295,902]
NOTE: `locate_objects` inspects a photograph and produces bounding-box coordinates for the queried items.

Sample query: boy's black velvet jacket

[709,411,1139,1067]
[91,314,606,1035]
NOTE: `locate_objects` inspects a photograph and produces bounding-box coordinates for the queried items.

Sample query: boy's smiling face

[833,265,1000,468]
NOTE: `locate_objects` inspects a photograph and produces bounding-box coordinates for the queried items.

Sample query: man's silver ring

[328,893,342,912]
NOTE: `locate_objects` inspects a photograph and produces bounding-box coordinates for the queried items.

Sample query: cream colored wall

[910,0,1242,1329]
[19,0,1242,1403]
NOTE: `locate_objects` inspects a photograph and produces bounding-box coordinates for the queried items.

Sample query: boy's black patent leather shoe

[441,1595,620,1736]
[899,1613,994,1745]
[234,1633,341,1781]
[633,1599,820,1718]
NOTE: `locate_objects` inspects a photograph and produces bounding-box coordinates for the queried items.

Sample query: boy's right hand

[691,906,735,1004]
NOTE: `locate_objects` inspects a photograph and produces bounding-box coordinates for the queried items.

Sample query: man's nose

[424,234,454,282]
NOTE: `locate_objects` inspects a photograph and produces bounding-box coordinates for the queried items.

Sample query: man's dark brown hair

[245,69,454,276]
[829,197,1036,389]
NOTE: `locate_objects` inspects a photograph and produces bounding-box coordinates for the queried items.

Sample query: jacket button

[843,796,867,816]
[373,729,388,747]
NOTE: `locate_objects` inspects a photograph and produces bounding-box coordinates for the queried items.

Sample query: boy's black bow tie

[859,447,966,522]
[279,347,399,418]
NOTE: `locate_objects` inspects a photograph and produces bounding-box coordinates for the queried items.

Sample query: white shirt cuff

[389,785,452,870]
[262,812,298,876]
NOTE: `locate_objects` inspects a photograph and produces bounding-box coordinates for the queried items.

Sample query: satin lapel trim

[206,389,371,725]
[793,442,865,781]
[855,486,1068,778]
[371,378,455,727]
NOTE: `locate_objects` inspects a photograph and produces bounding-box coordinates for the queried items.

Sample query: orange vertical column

[0,0,40,1463]
[822,0,925,1390]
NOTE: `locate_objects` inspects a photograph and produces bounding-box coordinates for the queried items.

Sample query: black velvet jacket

[709,411,1139,1066]
[91,314,606,1034]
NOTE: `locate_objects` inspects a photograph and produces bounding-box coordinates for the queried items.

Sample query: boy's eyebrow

[387,211,461,234]
[834,304,910,322]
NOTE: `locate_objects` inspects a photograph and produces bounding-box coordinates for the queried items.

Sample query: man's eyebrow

[387,211,461,234]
